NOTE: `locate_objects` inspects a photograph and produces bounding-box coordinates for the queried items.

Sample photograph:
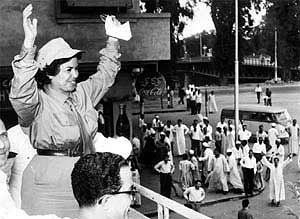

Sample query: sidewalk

[132,82,300,115]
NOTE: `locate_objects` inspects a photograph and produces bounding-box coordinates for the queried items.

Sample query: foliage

[201,0,263,84]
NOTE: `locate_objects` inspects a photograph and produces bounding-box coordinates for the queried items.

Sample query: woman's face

[50,57,79,94]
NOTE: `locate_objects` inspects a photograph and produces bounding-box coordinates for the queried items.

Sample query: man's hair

[35,54,82,88]
[71,152,128,208]
[195,180,201,185]
[242,199,249,208]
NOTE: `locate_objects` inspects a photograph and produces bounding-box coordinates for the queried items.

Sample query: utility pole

[234,0,239,142]
[199,32,203,57]
[274,27,278,83]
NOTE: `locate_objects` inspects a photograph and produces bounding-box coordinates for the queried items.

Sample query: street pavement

[131,82,300,218]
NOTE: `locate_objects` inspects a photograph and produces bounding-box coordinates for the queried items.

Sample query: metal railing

[134,183,211,219]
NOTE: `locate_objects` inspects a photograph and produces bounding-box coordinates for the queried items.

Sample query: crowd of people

[138,111,297,213]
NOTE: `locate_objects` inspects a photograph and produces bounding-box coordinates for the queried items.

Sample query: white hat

[236,140,241,144]
[160,132,166,136]
[271,123,276,127]
[226,148,232,153]
[203,142,210,147]
[155,115,159,118]
[275,138,281,143]
[150,129,156,135]
[203,116,209,121]
[189,149,195,155]
[36,37,83,70]
[93,133,132,159]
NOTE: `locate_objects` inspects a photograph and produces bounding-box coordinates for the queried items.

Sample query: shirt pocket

[53,112,77,127]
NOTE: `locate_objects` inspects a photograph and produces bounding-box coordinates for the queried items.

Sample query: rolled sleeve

[79,38,121,106]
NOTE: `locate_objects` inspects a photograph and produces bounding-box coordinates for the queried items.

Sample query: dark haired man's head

[195,180,202,189]
[242,199,250,208]
[214,149,220,157]
[241,140,247,146]
[71,152,133,218]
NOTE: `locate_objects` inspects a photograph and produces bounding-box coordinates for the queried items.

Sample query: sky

[181,1,267,38]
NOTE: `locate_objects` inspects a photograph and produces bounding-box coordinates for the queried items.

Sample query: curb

[142,187,265,217]
[132,109,187,115]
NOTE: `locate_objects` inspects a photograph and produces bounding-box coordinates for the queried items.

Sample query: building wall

[0,0,171,66]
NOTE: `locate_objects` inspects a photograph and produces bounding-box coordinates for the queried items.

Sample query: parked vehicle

[221,104,292,144]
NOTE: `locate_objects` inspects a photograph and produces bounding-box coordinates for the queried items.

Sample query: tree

[202,0,263,84]
[263,0,300,81]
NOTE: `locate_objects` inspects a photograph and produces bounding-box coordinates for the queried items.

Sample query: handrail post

[158,204,163,219]
[163,206,169,219]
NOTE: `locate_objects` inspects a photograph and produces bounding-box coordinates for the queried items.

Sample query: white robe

[208,94,218,113]
[173,124,189,156]
[289,124,299,155]
[206,154,229,192]
[268,128,279,152]
[261,156,292,202]
[227,155,243,190]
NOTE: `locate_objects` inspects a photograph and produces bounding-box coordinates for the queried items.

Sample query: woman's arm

[9,4,40,127]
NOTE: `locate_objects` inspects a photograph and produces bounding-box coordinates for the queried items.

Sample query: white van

[221,104,292,143]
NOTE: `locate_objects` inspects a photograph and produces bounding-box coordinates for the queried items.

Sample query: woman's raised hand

[23,4,37,48]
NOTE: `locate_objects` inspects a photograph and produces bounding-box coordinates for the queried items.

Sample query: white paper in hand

[105,15,132,41]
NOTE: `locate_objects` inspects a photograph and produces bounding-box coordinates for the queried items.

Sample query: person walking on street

[241,150,256,196]
[195,89,202,114]
[255,84,263,104]
[179,154,195,190]
[287,119,300,156]
[226,148,244,193]
[268,123,279,153]
[154,155,175,198]
[183,180,205,212]
[173,119,189,156]
[178,86,186,105]
[238,199,253,219]
[208,91,218,113]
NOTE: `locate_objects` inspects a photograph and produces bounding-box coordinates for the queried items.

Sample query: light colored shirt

[154,160,174,174]
[9,40,120,150]
[0,170,71,219]
[183,186,205,202]
[252,142,266,154]
[190,125,203,140]
[242,145,250,158]
[238,129,252,141]
[195,92,202,103]
[241,156,257,173]
[232,147,243,161]
[255,86,262,93]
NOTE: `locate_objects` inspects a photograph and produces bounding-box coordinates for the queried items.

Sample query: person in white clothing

[241,140,250,158]
[195,89,202,114]
[252,137,266,161]
[189,119,203,156]
[273,139,285,163]
[287,119,300,156]
[261,154,292,207]
[241,150,256,196]
[268,123,279,153]
[208,91,218,113]
[183,180,205,212]
[256,124,268,142]
[255,84,263,104]
[238,124,252,142]
[7,125,36,208]
[198,142,214,182]
[206,149,229,194]
[173,119,189,156]
[226,149,244,193]
[217,117,228,133]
